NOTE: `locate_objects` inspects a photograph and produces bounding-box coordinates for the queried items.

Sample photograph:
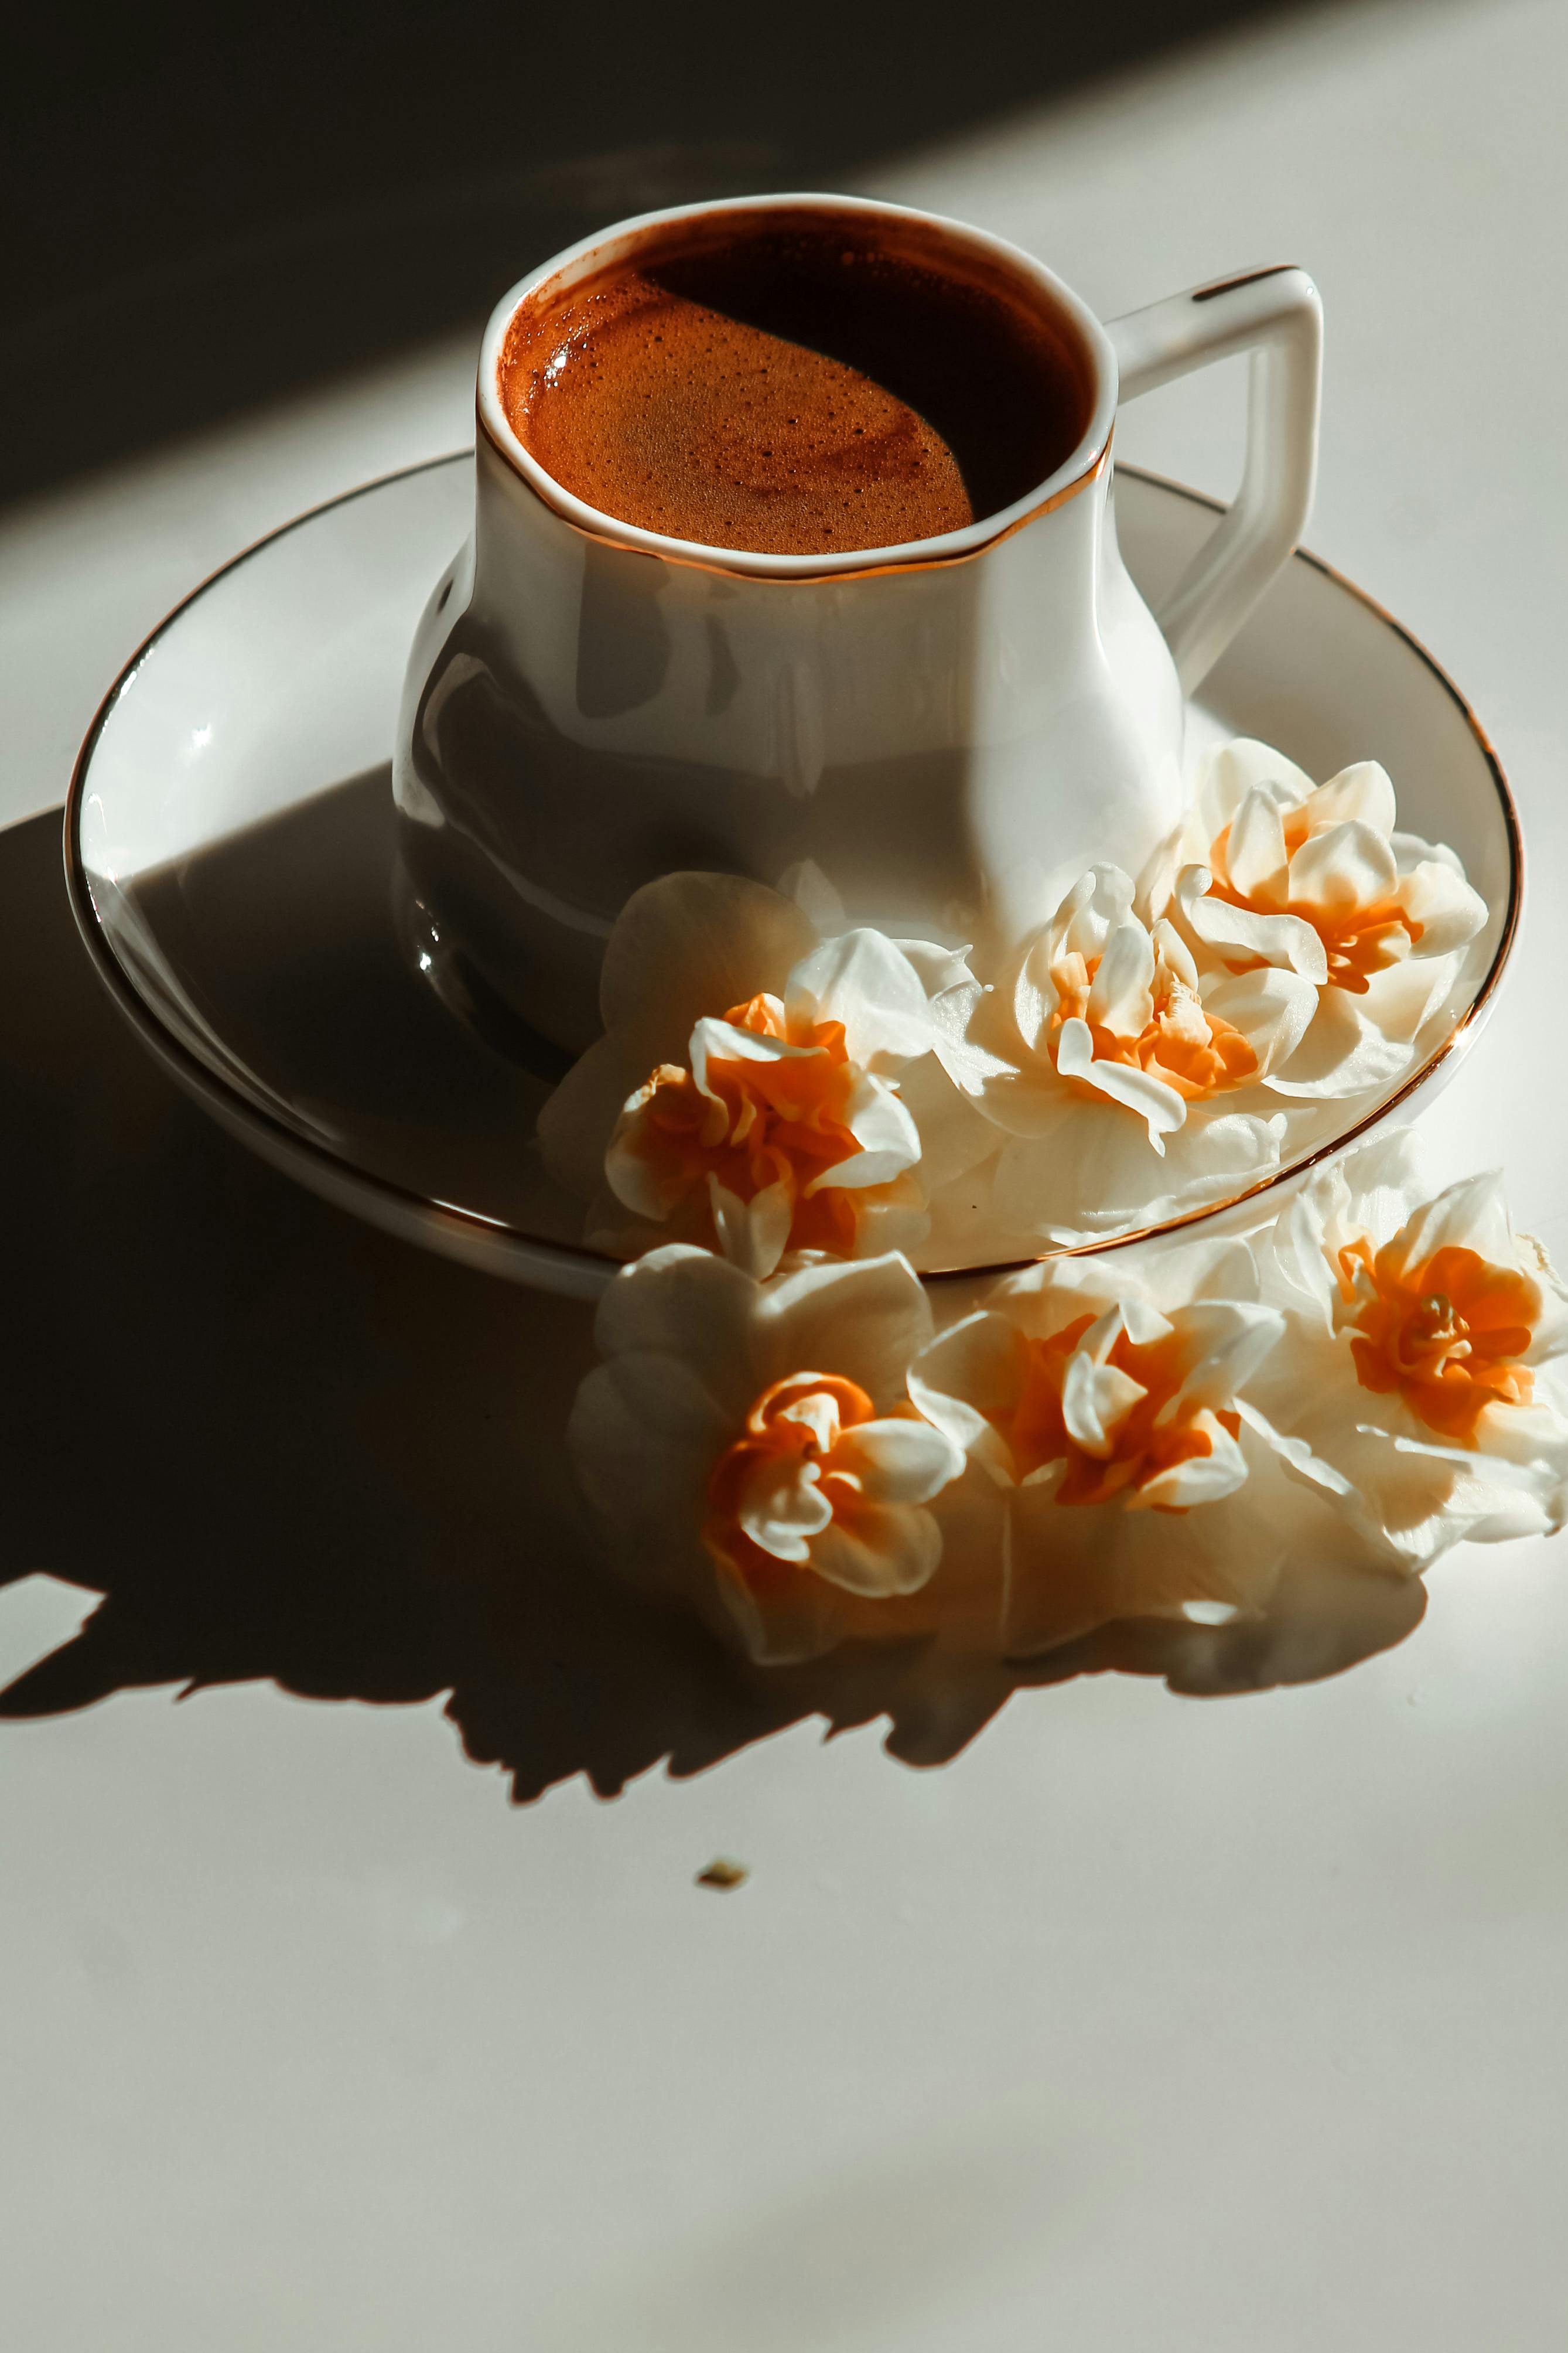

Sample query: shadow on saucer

[0,811,1424,1798]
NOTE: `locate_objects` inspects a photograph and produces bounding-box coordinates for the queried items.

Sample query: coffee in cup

[496,210,1095,557]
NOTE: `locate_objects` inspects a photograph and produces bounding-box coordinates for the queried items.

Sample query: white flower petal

[778,1387,843,1450]
[1518,1237,1568,1364]
[1160,1301,1286,1420]
[604,1094,693,1220]
[1308,761,1398,836]
[1375,1169,1517,1287]
[1057,864,1136,961]
[1234,1396,1356,1496]
[831,1417,966,1505]
[688,1010,812,1096]
[1061,1346,1147,1456]
[961,1058,1073,1140]
[1397,855,1488,956]
[891,938,981,998]
[737,1454,832,1561]
[826,1076,921,1185]
[1133,817,1188,925]
[1087,920,1154,1038]
[808,1503,943,1595]
[896,1056,1005,1191]
[846,1181,932,1263]
[909,943,1017,1096]
[582,1346,735,1454]
[1200,738,1315,833]
[1366,1426,1555,1486]
[1200,966,1318,1075]
[1462,1392,1568,1475]
[1119,1294,1174,1348]
[1126,1411,1250,1509]
[786,927,936,1067]
[1151,918,1200,990]
[716,1566,846,1666]
[598,871,815,1039]
[930,1030,1019,1099]
[538,1032,655,1201]
[756,1252,934,1409]
[1359,952,1461,1045]
[1141,1233,1263,1314]
[1159,1106,1286,1196]
[1005,1467,1283,1656]
[593,1246,759,1408]
[1226,785,1291,899]
[1286,818,1398,915]
[908,1312,1030,1479]
[1266,988,1414,1098]
[709,1174,792,1278]
[1010,935,1055,1057]
[1055,1016,1187,1145]
[1177,865,1328,982]
[566,1355,730,1529]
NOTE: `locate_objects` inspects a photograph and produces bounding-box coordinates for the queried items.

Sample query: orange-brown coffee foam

[501,270,974,555]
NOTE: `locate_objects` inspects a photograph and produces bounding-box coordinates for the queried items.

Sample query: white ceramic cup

[395,193,1321,1053]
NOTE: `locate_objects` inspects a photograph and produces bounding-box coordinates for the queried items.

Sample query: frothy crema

[498,213,1095,558]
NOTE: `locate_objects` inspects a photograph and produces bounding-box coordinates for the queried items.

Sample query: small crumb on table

[696,1857,748,1890]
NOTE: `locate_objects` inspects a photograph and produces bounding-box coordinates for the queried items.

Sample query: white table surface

[6,1,1568,2343]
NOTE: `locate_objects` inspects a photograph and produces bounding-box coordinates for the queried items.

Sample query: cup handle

[1106,265,1323,697]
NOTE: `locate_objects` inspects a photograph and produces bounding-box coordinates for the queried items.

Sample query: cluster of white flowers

[568,1133,1568,1665]
[539,738,1488,1264]
[542,736,1531,1668]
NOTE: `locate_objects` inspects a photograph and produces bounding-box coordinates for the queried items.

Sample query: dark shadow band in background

[8,0,1330,506]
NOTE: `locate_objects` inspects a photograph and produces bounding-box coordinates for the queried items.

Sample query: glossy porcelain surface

[395,196,1320,1049]
[67,455,1518,1298]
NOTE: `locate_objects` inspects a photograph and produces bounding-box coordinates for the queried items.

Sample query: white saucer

[66,456,1521,1297]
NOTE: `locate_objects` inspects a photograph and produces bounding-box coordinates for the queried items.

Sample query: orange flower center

[1208,809,1423,993]
[1048,953,1259,1100]
[630,994,866,1253]
[704,1372,877,1590]
[1337,1235,1538,1443]
[995,1313,1239,1510]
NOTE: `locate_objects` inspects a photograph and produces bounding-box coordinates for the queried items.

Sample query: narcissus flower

[968,865,1302,1243]
[909,1238,1343,1655]
[568,1247,967,1662]
[605,977,925,1273]
[1254,1134,1568,1566]
[538,873,997,1277]
[1150,739,1487,1099]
